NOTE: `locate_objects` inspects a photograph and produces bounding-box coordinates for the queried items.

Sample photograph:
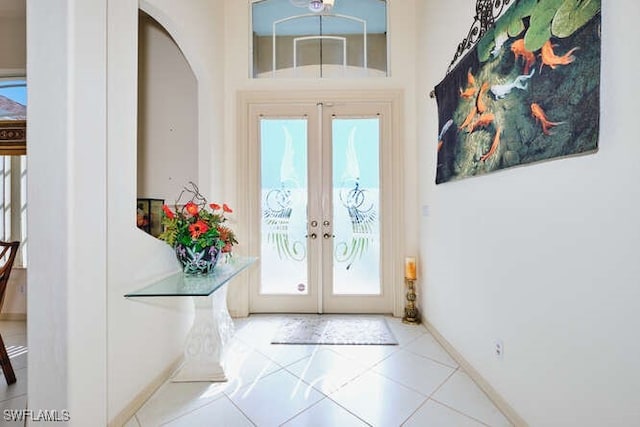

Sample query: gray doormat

[271,315,398,345]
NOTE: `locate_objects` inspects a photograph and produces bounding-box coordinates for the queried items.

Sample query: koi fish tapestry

[434,0,601,184]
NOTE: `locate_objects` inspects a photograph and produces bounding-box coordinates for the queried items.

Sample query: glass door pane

[331,118,380,295]
[260,119,309,295]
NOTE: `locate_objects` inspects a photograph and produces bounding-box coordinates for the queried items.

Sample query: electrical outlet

[494,339,504,359]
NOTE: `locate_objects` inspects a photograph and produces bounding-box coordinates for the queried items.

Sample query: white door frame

[237,90,404,315]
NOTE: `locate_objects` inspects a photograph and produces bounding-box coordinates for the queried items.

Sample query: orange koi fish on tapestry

[459,70,478,99]
[511,39,536,74]
[480,127,501,162]
[475,82,490,114]
[459,106,478,130]
[467,112,495,133]
[540,40,579,71]
[531,103,563,135]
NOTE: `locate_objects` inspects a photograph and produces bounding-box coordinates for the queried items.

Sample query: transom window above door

[251,0,388,78]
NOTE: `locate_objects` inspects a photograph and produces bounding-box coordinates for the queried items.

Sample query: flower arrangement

[159,183,238,259]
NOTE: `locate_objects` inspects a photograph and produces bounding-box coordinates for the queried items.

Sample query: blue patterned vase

[175,243,221,275]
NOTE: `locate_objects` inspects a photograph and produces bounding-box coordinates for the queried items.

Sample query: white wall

[0,0,26,70]
[28,0,224,423]
[107,0,230,420]
[417,1,640,426]
[106,0,228,420]
[28,0,108,423]
[137,12,198,200]
[3,268,26,318]
[140,0,226,201]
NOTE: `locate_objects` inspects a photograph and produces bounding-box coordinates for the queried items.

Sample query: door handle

[323,220,331,227]
[306,233,318,239]
[323,233,334,239]
[310,220,318,227]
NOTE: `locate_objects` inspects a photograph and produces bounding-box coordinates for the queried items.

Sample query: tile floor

[0,320,28,427]
[128,315,513,427]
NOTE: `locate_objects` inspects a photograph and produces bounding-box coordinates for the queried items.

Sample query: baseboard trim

[108,356,183,427]
[423,319,528,427]
[0,313,26,321]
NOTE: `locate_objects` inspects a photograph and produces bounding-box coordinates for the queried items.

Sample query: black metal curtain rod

[430,0,512,98]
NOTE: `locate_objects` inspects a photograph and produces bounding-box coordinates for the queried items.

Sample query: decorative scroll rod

[430,0,512,98]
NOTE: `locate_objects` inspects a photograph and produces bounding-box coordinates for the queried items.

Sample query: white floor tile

[163,395,253,427]
[135,381,228,426]
[403,399,487,427]
[432,371,513,427]
[2,333,26,347]
[282,397,369,427]
[0,395,27,426]
[0,321,26,339]
[255,343,318,367]
[385,319,428,346]
[285,348,367,394]
[373,350,456,396]
[227,368,325,427]
[329,343,398,367]
[131,315,513,427]
[0,367,27,403]
[223,338,282,394]
[404,334,459,368]
[329,370,427,427]
[5,344,27,371]
[234,315,282,348]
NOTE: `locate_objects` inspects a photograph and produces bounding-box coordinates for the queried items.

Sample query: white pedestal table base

[171,285,235,382]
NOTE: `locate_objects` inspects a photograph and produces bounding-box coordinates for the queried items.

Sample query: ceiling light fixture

[308,0,324,12]
[308,0,335,13]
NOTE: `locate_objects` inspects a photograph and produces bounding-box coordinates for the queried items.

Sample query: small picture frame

[137,198,165,237]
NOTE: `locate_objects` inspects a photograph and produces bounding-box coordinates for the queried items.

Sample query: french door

[244,94,401,314]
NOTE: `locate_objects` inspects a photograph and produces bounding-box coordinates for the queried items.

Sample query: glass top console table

[125,256,257,382]
[125,256,256,297]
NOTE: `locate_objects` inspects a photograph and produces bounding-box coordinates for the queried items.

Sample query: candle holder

[402,278,421,324]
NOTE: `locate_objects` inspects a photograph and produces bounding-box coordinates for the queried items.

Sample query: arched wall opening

[137,11,198,233]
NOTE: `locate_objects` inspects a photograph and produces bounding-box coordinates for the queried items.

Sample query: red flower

[188,220,209,239]
[185,202,199,216]
[223,203,233,213]
[162,205,175,219]
[209,203,221,211]
[221,242,232,253]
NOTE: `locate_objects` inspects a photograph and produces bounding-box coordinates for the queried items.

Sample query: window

[251,0,388,78]
[0,75,27,266]
[0,156,26,267]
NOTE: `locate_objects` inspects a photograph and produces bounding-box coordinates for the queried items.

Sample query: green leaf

[477,28,496,63]
[508,19,526,38]
[524,0,564,52]
[551,0,600,38]
[505,0,538,37]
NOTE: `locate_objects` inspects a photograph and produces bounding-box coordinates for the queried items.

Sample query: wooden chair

[0,241,20,385]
